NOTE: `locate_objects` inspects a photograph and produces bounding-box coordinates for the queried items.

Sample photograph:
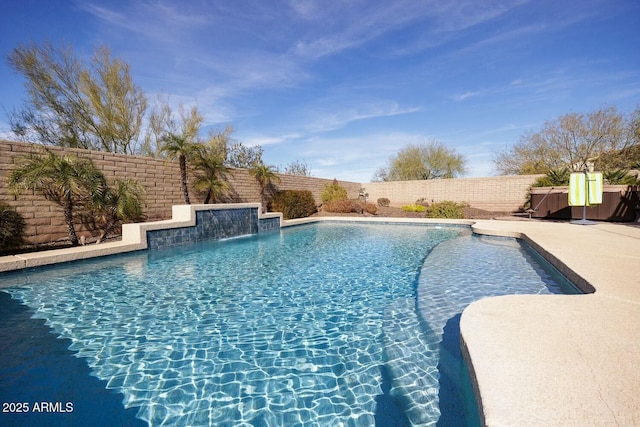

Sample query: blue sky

[1,1,639,182]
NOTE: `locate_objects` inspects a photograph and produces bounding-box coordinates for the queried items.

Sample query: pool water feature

[0,223,578,426]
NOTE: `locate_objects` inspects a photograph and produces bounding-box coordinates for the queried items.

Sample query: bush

[425,201,468,219]
[321,179,348,203]
[351,201,378,215]
[363,203,378,215]
[270,190,317,219]
[415,197,430,207]
[401,204,427,212]
[377,197,390,207]
[0,202,26,254]
[324,199,356,213]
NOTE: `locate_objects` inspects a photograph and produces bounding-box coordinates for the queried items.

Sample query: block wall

[363,175,543,212]
[0,140,360,244]
[1,140,542,245]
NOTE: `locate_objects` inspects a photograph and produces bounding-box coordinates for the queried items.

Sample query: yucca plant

[603,169,640,185]
[532,168,571,187]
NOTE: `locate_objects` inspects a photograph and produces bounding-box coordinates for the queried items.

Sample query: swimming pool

[0,222,578,426]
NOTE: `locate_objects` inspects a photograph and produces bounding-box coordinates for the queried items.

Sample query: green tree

[7,149,106,246]
[250,163,281,212]
[321,179,348,203]
[8,42,147,154]
[161,133,195,204]
[191,144,231,204]
[374,140,467,181]
[8,43,87,148]
[159,106,203,204]
[196,125,263,170]
[80,46,147,154]
[201,125,235,160]
[494,106,639,175]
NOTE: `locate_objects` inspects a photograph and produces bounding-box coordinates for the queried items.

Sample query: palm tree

[160,132,196,204]
[8,149,106,246]
[88,178,146,243]
[192,145,231,204]
[249,163,281,212]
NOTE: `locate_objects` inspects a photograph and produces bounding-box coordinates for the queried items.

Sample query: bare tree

[494,106,639,175]
[282,159,312,176]
[226,142,263,168]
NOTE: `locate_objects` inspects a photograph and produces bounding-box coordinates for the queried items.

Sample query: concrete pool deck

[0,215,638,425]
[463,220,640,426]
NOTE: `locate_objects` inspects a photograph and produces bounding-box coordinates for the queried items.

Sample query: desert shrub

[0,202,26,254]
[377,197,390,207]
[401,204,427,212]
[324,199,355,213]
[364,203,378,215]
[415,197,430,207]
[321,179,348,203]
[352,201,378,215]
[270,190,317,219]
[425,201,468,219]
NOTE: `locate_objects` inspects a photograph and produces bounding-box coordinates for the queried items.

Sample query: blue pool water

[0,223,578,426]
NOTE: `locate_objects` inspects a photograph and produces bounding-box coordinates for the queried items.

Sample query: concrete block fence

[364,175,542,212]
[1,140,540,245]
[0,140,360,244]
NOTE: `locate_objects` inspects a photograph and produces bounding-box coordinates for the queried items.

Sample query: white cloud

[304,101,421,133]
[450,91,483,101]
[0,122,14,140]
[79,1,212,43]
[316,158,338,167]
[241,135,294,147]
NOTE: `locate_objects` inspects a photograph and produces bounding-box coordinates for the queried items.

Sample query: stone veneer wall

[364,175,543,212]
[0,140,360,244]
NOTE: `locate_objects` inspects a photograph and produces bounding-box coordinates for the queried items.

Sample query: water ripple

[3,225,575,426]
